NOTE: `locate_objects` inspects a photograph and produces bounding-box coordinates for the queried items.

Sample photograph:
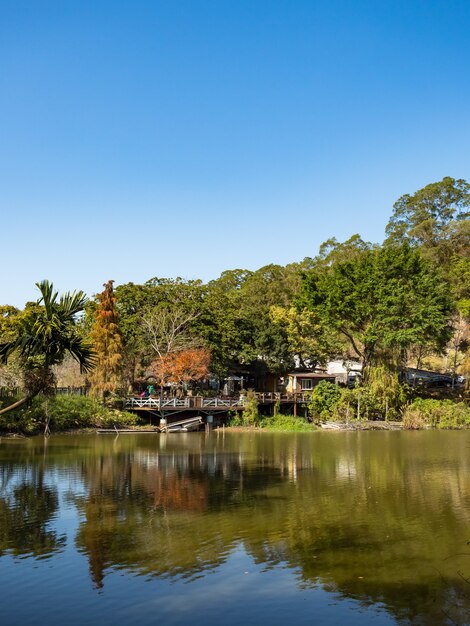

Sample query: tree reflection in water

[0,463,65,558]
[1,432,470,625]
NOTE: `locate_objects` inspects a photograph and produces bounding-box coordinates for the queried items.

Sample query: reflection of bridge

[125,393,311,413]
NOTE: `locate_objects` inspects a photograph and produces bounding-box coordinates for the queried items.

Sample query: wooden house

[285,371,336,394]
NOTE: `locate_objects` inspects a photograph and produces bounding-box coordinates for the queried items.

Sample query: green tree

[385,177,470,262]
[89,280,123,400]
[299,243,453,377]
[0,281,93,415]
[114,281,155,385]
[386,178,470,384]
[270,305,338,369]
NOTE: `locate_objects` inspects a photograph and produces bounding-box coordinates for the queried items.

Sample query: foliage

[0,282,93,414]
[315,234,378,266]
[307,372,408,423]
[166,348,211,385]
[150,347,211,390]
[240,390,260,425]
[0,394,138,433]
[270,306,338,369]
[402,398,470,429]
[226,409,244,426]
[385,176,470,260]
[260,414,314,431]
[0,281,93,374]
[299,243,454,375]
[308,381,342,421]
[89,280,123,400]
[358,366,408,421]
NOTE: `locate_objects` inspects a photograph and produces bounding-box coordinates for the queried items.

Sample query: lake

[0,431,469,625]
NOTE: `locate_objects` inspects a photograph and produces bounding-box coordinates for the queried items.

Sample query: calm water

[1,431,470,625]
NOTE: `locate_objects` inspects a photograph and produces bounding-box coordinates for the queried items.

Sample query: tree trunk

[0,394,33,416]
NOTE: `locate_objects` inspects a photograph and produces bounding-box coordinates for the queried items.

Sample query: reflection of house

[286,371,336,393]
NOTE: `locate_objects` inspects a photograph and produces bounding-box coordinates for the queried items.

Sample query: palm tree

[0,281,94,415]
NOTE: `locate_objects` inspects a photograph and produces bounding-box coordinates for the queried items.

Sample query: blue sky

[1,0,469,306]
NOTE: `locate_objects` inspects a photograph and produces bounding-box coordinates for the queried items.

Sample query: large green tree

[299,243,454,376]
[0,281,93,415]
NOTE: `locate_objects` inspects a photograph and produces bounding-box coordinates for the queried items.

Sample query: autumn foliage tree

[89,281,123,400]
[150,348,210,392]
[167,348,211,387]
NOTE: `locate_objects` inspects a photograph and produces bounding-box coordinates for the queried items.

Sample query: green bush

[308,381,342,421]
[307,369,409,423]
[403,398,470,429]
[0,394,139,434]
[240,390,260,426]
[226,409,244,426]
[260,414,315,432]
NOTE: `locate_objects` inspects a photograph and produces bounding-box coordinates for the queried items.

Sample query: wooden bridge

[125,393,312,413]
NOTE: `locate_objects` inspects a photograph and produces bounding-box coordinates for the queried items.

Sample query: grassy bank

[0,394,138,435]
[259,414,315,432]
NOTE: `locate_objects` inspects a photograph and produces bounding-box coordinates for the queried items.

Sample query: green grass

[260,414,315,432]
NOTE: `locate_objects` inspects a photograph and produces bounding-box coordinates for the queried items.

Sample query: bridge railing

[125,397,191,409]
[254,392,311,404]
[125,393,311,410]
[201,397,242,408]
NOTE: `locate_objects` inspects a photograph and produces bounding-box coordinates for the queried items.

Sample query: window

[300,378,313,390]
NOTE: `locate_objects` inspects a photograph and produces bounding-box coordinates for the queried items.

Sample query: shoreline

[4,421,470,437]
[221,421,405,433]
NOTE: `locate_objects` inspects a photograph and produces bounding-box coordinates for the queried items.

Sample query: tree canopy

[299,244,454,374]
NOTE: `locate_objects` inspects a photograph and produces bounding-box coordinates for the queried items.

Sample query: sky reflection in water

[0,431,469,625]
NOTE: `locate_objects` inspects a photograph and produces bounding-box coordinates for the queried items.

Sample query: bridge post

[205,414,213,433]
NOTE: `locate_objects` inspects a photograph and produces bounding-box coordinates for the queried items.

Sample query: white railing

[201,397,242,408]
[125,393,311,410]
[125,397,191,409]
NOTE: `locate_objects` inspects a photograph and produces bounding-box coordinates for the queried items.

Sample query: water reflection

[0,455,65,559]
[0,432,470,625]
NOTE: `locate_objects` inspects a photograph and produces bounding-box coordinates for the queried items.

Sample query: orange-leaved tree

[89,280,123,400]
[150,348,211,393]
[167,348,211,388]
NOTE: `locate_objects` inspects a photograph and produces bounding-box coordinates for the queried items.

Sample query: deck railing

[201,397,243,408]
[125,393,311,410]
[125,397,191,409]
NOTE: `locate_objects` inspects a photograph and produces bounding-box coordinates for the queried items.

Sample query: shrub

[0,394,139,434]
[260,414,314,432]
[226,409,244,426]
[357,366,408,421]
[308,381,342,421]
[241,390,260,426]
[403,398,470,429]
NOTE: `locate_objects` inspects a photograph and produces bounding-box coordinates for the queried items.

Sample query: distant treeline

[0,177,469,427]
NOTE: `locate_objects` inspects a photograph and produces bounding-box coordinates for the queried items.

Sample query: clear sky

[1,0,469,306]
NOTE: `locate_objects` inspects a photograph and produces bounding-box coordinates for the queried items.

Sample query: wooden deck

[125,393,311,412]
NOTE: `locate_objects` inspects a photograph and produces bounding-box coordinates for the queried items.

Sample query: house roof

[287,372,336,379]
